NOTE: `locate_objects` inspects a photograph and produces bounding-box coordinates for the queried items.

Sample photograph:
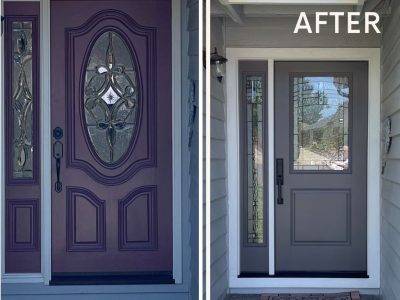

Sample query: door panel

[274,61,368,275]
[51,0,172,279]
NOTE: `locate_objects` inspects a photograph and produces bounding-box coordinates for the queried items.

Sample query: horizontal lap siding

[381,1,400,300]
[187,0,199,299]
[211,17,229,300]
[225,17,380,48]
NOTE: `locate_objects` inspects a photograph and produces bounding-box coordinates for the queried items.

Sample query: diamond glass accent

[246,76,264,244]
[101,86,120,105]
[12,21,34,178]
[84,31,138,164]
[293,76,350,171]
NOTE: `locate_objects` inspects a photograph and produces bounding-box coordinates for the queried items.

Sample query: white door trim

[1,0,183,285]
[41,0,51,285]
[226,48,381,289]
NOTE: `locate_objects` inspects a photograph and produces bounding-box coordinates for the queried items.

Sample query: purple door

[50,0,172,282]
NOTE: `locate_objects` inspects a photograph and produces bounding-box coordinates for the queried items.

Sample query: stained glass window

[12,21,33,178]
[293,76,350,171]
[246,76,264,244]
[84,31,138,164]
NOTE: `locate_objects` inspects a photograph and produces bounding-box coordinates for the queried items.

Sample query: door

[274,61,368,276]
[50,0,172,283]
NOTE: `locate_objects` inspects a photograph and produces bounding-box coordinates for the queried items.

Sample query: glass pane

[245,75,264,244]
[12,21,34,178]
[293,76,350,171]
[84,31,138,164]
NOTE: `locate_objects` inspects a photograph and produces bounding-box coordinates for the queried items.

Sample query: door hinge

[1,16,4,36]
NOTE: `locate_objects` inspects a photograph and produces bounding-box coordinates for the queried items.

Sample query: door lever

[276,158,284,205]
[53,127,63,193]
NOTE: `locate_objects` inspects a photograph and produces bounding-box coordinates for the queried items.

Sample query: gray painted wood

[381,1,400,299]
[274,61,368,274]
[211,17,229,300]
[185,0,199,299]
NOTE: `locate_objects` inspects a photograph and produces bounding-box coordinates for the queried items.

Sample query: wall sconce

[203,47,228,82]
[210,47,228,82]
[203,48,228,82]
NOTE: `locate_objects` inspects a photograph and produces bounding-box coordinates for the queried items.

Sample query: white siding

[381,1,400,300]
[211,17,229,300]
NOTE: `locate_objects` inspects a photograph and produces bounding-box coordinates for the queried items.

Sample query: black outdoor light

[210,47,228,82]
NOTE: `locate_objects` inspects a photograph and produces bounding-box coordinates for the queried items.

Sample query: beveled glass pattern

[84,31,138,164]
[246,76,264,244]
[12,21,33,178]
[293,76,350,171]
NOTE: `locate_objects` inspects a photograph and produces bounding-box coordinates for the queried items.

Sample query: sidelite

[84,31,138,164]
[246,76,264,244]
[12,22,34,178]
[239,61,268,274]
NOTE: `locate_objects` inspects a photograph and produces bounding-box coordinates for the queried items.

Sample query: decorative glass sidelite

[12,21,34,178]
[293,76,350,171]
[246,76,264,244]
[84,31,138,164]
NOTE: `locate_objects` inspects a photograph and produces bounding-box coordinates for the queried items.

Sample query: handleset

[276,158,284,205]
[53,127,64,193]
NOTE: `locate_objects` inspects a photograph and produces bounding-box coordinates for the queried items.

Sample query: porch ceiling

[226,0,362,4]
[212,0,389,21]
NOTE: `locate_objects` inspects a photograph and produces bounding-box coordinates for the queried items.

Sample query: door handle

[276,158,284,205]
[53,127,63,193]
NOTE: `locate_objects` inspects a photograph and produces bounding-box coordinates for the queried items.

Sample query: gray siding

[225,17,381,48]
[211,17,229,300]
[381,2,400,300]
[185,0,200,299]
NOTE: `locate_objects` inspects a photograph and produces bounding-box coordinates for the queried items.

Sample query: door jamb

[1,0,183,285]
[226,48,381,289]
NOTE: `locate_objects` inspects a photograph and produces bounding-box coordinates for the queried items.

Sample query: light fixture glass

[210,47,228,82]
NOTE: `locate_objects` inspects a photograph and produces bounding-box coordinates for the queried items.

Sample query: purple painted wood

[51,0,172,274]
[4,2,41,273]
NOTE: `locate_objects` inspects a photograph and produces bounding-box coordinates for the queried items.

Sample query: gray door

[274,61,368,276]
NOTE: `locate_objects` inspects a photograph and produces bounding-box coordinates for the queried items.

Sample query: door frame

[226,48,380,289]
[1,0,183,286]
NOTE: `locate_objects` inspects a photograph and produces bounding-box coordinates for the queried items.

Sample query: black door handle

[53,127,63,193]
[276,158,284,205]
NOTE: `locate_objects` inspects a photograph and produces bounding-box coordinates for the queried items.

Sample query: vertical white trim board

[2,0,184,287]
[267,59,275,276]
[226,48,381,289]
[41,0,51,285]
[172,0,183,284]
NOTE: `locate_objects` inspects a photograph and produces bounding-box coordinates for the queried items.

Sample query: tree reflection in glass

[293,76,350,171]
